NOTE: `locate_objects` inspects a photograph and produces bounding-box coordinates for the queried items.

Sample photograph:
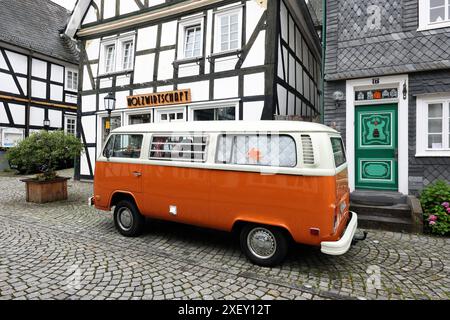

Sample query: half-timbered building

[64,0,322,180]
[0,0,79,148]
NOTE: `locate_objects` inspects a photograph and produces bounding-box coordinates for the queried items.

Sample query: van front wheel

[113,200,145,237]
[240,224,288,267]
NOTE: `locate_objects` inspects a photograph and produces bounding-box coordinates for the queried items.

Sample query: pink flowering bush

[419,180,450,236]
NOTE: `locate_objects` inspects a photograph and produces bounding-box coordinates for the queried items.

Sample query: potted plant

[7,130,83,203]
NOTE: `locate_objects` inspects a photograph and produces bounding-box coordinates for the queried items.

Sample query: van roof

[112,121,339,134]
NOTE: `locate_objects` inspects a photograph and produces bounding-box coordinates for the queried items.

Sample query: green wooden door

[355,104,398,190]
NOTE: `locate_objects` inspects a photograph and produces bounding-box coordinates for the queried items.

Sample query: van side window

[111,134,143,158]
[330,137,346,167]
[149,135,208,162]
[103,135,115,157]
[216,134,297,167]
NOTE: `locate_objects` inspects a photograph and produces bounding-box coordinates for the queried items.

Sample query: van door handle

[132,171,142,177]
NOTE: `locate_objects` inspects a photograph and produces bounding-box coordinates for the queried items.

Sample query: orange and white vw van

[90,121,358,266]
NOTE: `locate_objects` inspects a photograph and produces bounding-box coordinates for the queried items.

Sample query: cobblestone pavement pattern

[0,170,449,300]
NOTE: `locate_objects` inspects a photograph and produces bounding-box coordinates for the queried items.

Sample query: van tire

[113,200,145,237]
[240,224,288,267]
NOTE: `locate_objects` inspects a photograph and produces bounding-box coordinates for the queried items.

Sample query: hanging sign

[127,89,191,108]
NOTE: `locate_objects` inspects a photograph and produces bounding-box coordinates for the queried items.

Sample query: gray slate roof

[0,0,79,64]
[325,0,450,81]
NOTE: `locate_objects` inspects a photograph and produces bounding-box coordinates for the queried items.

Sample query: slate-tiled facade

[324,0,450,195]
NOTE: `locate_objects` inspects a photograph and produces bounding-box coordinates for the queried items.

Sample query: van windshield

[330,137,346,167]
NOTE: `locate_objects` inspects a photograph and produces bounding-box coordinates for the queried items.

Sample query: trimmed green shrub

[6,130,83,180]
[419,180,450,236]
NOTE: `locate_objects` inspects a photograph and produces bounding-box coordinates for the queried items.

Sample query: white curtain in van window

[217,135,296,167]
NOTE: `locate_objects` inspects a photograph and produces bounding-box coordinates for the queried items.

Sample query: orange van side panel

[94,162,347,246]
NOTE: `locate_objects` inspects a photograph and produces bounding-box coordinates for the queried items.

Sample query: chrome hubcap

[247,228,277,259]
[118,208,133,230]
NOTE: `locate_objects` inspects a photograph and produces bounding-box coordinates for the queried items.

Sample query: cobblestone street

[0,171,449,300]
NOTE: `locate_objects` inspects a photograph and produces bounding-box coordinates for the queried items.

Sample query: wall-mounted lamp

[104,92,116,138]
[333,90,345,108]
[43,119,50,130]
[403,82,407,100]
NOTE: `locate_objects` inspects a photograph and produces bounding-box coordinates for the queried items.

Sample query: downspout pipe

[321,0,327,124]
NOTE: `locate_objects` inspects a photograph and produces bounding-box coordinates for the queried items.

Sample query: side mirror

[104,148,112,159]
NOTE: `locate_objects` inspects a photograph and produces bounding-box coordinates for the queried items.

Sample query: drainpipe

[320,0,327,124]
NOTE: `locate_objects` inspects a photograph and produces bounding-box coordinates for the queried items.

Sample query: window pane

[103,135,115,157]
[330,137,346,167]
[428,119,442,133]
[430,7,445,22]
[122,41,133,70]
[111,134,143,158]
[194,108,215,121]
[129,114,151,124]
[428,134,443,149]
[216,107,235,120]
[216,134,296,167]
[105,45,115,72]
[73,72,78,89]
[161,114,168,121]
[194,107,235,121]
[177,113,184,119]
[431,0,445,8]
[429,103,443,117]
[150,135,208,162]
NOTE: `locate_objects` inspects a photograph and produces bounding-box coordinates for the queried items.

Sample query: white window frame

[99,34,135,75]
[155,107,186,123]
[177,14,204,60]
[214,6,243,54]
[64,115,77,135]
[189,102,239,121]
[418,0,450,30]
[65,69,78,91]
[416,94,450,157]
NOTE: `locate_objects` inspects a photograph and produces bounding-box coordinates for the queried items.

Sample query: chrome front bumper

[321,211,358,256]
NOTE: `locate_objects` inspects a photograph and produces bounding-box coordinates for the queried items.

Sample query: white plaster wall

[48,109,62,128]
[32,59,47,79]
[243,101,264,121]
[85,39,100,60]
[29,107,45,126]
[178,81,209,102]
[103,0,115,19]
[82,115,96,144]
[17,77,27,95]
[244,72,265,96]
[0,53,7,69]
[137,26,158,51]
[157,50,175,80]
[0,73,19,94]
[31,80,46,99]
[6,51,27,74]
[0,103,7,123]
[99,78,112,89]
[120,0,140,15]
[245,0,265,42]
[277,84,287,115]
[115,91,130,109]
[83,66,93,90]
[9,104,25,125]
[50,85,63,101]
[160,21,177,46]
[116,75,131,86]
[288,92,295,115]
[214,57,239,72]
[242,31,265,68]
[178,63,200,78]
[65,94,77,104]
[83,5,97,24]
[82,95,97,112]
[214,77,238,99]
[51,65,64,83]
[134,54,155,83]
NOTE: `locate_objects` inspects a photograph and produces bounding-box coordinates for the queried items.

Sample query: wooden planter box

[21,177,70,203]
